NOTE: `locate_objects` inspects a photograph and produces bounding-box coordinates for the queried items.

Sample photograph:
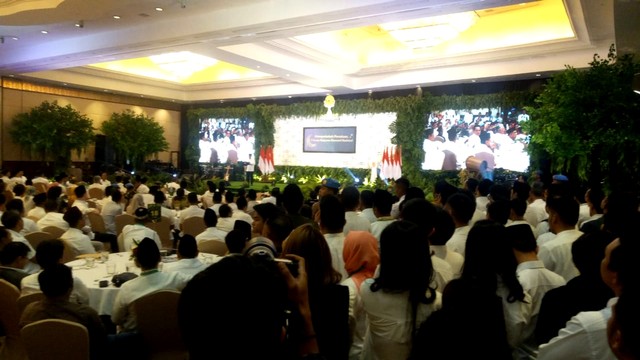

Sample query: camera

[244,237,299,277]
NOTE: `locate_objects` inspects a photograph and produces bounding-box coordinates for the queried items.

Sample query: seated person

[61,207,103,256]
[19,263,107,360]
[111,238,189,333]
[162,235,207,279]
[21,239,90,304]
[121,208,161,251]
[0,242,31,289]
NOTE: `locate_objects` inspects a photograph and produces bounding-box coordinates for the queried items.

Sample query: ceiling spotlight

[535,73,541,77]
[75,20,84,28]
[471,79,476,83]
[288,96,292,98]
[113,15,121,19]
[256,65,260,69]
[11,36,18,40]
[41,30,48,34]
[155,7,163,11]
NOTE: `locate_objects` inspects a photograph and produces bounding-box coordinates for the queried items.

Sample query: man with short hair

[390,177,410,219]
[179,192,205,222]
[61,206,104,256]
[37,199,69,230]
[0,242,30,288]
[342,186,371,235]
[1,210,38,274]
[538,196,582,282]
[162,235,207,279]
[19,264,107,360]
[72,185,98,239]
[26,193,47,221]
[312,178,340,221]
[524,181,548,228]
[370,189,396,242]
[5,198,40,234]
[359,190,377,224]
[196,208,228,243]
[319,194,348,279]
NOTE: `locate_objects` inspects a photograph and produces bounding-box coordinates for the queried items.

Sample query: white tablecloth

[67,252,220,315]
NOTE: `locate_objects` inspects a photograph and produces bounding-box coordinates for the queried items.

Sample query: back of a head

[445,192,475,224]
[253,203,281,224]
[225,230,248,254]
[153,191,165,204]
[510,198,527,217]
[63,206,83,228]
[374,220,434,302]
[487,200,510,225]
[531,181,545,198]
[206,181,216,193]
[341,186,360,211]
[603,191,640,237]
[434,180,459,206]
[247,189,257,201]
[178,235,198,258]
[6,198,25,214]
[489,184,510,203]
[429,208,456,246]
[135,237,160,269]
[179,255,287,358]
[235,195,248,210]
[512,181,531,202]
[74,185,87,198]
[224,191,235,204]
[319,194,346,233]
[463,220,509,284]
[12,184,26,196]
[571,230,615,277]
[373,189,393,216]
[0,242,29,266]
[283,223,341,288]
[477,179,494,196]
[399,198,437,238]
[282,183,304,214]
[187,192,199,205]
[35,239,65,268]
[176,188,185,198]
[203,208,218,227]
[43,199,59,212]
[264,214,294,248]
[465,178,479,194]
[360,189,374,209]
[586,187,605,213]
[212,191,222,203]
[404,187,426,204]
[546,195,579,226]
[47,186,63,200]
[38,263,73,298]
[219,204,232,218]
[1,210,22,229]
[505,224,537,253]
[395,177,410,193]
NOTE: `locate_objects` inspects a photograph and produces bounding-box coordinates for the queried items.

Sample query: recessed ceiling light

[11,36,18,40]
[155,7,163,11]
[140,95,144,97]
[471,79,476,83]
[103,89,109,92]
[113,15,121,19]
[288,96,292,98]
[63,83,67,86]
[256,65,260,69]
[535,73,541,77]
[40,30,48,34]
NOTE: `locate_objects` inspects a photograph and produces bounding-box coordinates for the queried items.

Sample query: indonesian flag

[258,146,267,174]
[266,145,275,174]
[381,147,390,179]
[393,145,402,179]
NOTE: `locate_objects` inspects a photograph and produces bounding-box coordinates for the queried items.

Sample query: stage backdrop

[274,113,395,169]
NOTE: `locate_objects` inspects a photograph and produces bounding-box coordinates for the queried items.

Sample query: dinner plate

[66,259,86,267]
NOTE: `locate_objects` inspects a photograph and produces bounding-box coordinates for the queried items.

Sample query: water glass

[106,262,116,275]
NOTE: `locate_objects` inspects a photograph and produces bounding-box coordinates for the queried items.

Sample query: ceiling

[0,0,628,103]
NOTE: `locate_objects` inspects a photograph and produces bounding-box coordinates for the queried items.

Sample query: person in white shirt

[370,190,396,243]
[209,192,223,216]
[101,190,123,236]
[444,192,475,256]
[60,207,103,256]
[342,186,371,236]
[100,172,111,188]
[134,175,150,195]
[358,190,377,224]
[162,235,208,279]
[37,199,70,230]
[390,178,409,219]
[538,195,582,282]
[524,182,548,228]
[1,210,39,274]
[178,192,205,223]
[111,238,189,332]
[121,207,162,251]
[196,208,228,243]
[88,175,105,191]
[5,198,40,235]
[428,207,464,278]
[31,174,50,186]
[232,196,253,226]
[216,204,236,233]
[318,194,348,280]
[508,198,538,238]
[12,184,35,213]
[506,224,566,359]
[538,234,633,360]
[26,193,47,221]
[72,185,98,239]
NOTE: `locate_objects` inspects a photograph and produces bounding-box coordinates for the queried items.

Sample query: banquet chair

[197,239,228,256]
[16,292,45,317]
[41,226,65,239]
[3,190,14,202]
[0,279,27,359]
[61,240,77,264]
[115,213,135,236]
[146,216,172,249]
[21,319,89,360]
[24,231,55,251]
[88,187,105,200]
[133,290,188,360]
[88,212,116,252]
[181,216,206,237]
[86,199,98,209]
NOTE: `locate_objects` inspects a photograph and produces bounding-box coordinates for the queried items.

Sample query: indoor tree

[10,100,95,171]
[101,109,169,170]
[524,45,640,189]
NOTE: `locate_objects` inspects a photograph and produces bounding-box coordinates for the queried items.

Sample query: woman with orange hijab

[342,231,380,360]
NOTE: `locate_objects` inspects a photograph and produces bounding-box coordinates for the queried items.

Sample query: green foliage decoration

[101,110,169,169]
[524,45,640,188]
[10,100,95,171]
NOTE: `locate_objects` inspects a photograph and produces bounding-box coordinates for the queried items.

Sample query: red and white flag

[258,146,267,174]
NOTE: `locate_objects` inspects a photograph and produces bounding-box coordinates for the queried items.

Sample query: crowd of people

[0,168,638,360]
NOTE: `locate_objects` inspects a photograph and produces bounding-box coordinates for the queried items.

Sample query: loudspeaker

[95,135,115,166]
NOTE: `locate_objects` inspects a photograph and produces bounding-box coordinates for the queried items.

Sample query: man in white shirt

[196,208,228,243]
[232,196,253,226]
[5,198,40,235]
[506,224,566,359]
[111,238,189,332]
[121,208,162,251]
[101,190,123,236]
[342,186,371,236]
[60,207,103,256]
[72,185,98,239]
[1,210,39,274]
[88,175,105,191]
[358,190,377,224]
[524,182,548,228]
[370,190,396,243]
[444,192,475,256]
[538,235,631,360]
[538,196,582,282]
[319,194,348,279]
[179,192,205,222]
[37,200,70,230]
[26,193,47,221]
[100,172,111,188]
[390,177,409,219]
[428,207,464,278]
[162,235,207,280]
